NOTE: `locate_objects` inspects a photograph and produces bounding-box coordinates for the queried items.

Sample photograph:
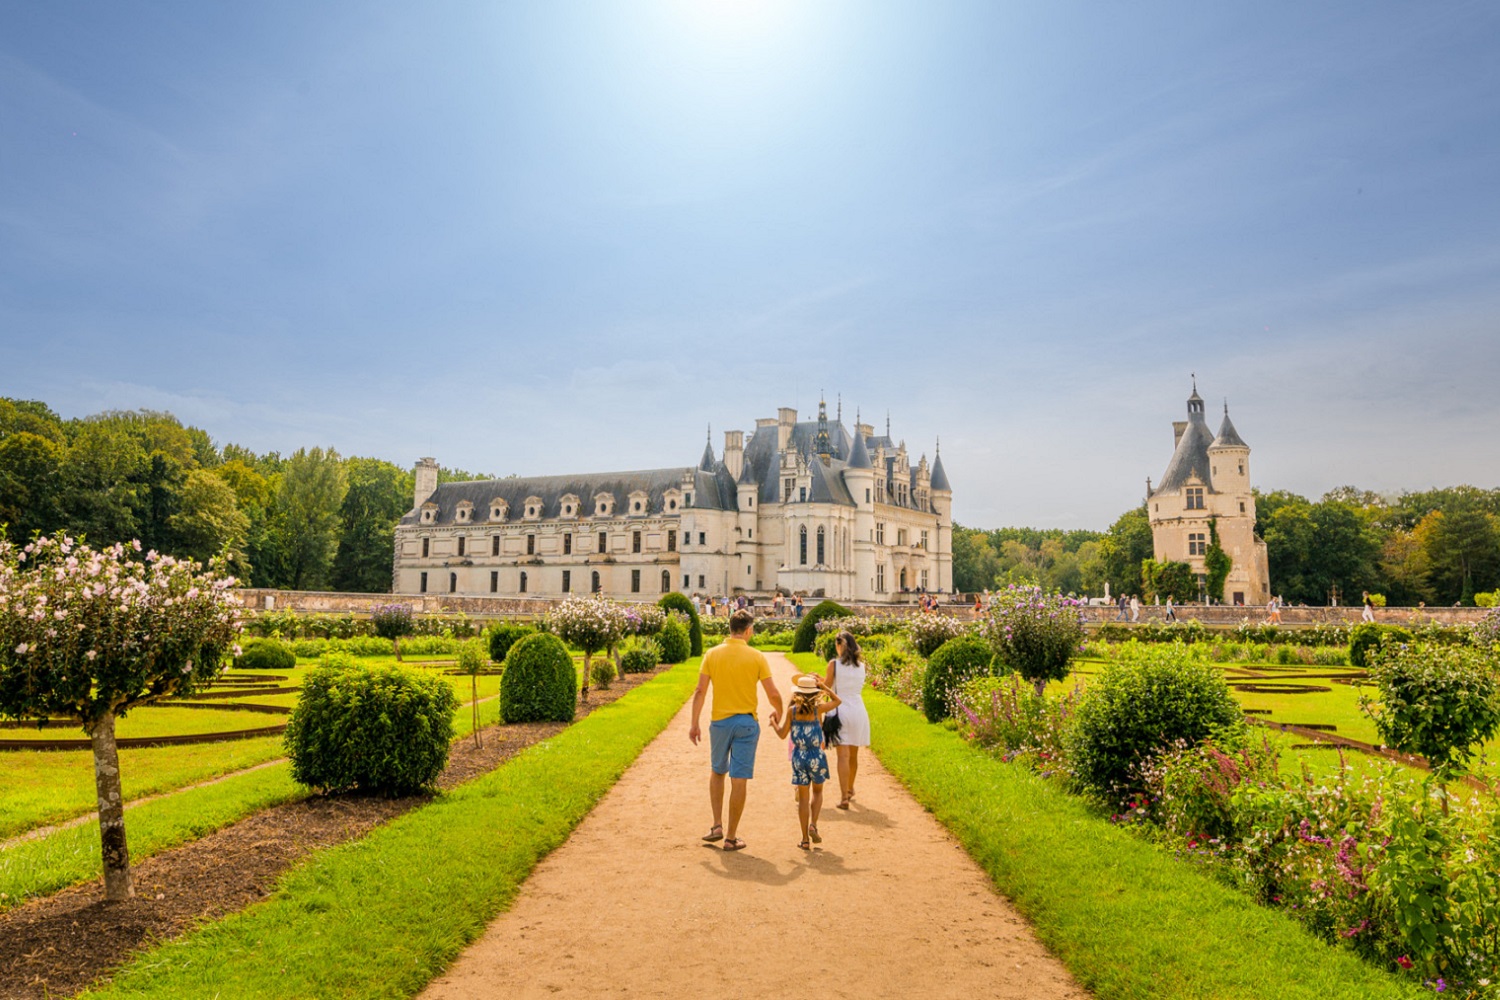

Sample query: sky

[3,1,1499,530]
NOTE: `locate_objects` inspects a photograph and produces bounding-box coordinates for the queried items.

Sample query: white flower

[86,649,98,660]
[14,643,28,654]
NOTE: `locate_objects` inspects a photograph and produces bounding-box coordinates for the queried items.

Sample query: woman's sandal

[809,824,821,844]
[723,837,747,852]
[836,796,851,810]
[798,839,811,851]
[701,824,724,843]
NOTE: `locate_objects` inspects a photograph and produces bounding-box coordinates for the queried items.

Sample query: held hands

[768,710,781,728]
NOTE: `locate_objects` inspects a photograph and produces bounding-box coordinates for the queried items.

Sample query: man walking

[689,609,784,852]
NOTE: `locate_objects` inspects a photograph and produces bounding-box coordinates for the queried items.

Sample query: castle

[391,401,953,603]
[1147,382,1270,605]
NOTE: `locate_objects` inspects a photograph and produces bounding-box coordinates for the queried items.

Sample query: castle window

[684,573,691,588]
[422,538,430,558]
[669,499,677,510]
[492,535,500,557]
[799,486,807,502]
[490,571,498,593]
[563,570,571,592]
[921,569,929,590]
[490,502,506,521]
[697,574,705,588]
[1238,463,1244,475]
[685,494,692,506]
[799,526,808,565]
[527,534,535,555]
[592,571,601,593]
[661,570,671,593]
[747,529,752,539]
[875,523,885,544]
[449,573,457,594]
[634,502,642,513]
[632,531,641,553]
[564,533,573,555]
[866,489,871,503]
[1239,502,1246,513]
[876,564,885,592]
[631,569,641,593]
[1186,487,1205,510]
[667,531,676,552]
[519,571,527,593]
[565,505,573,516]
[420,571,428,593]
[598,532,608,554]
[747,497,753,508]
[1188,532,1207,556]
[698,532,705,546]
[457,536,466,556]
[816,526,825,564]
[920,530,928,550]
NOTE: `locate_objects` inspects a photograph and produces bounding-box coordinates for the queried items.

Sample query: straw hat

[791,673,821,694]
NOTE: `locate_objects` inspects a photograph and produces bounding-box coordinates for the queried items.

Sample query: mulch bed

[0,667,668,999]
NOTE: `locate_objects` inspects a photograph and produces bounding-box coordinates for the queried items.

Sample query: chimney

[724,430,744,480]
[777,407,797,451]
[414,457,439,509]
[857,421,874,441]
[1172,421,1187,449]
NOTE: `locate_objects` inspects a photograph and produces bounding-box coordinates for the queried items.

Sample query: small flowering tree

[0,535,241,900]
[370,602,415,660]
[906,613,969,658]
[979,584,1085,695]
[547,594,628,698]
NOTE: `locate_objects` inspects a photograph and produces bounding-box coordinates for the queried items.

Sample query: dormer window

[420,502,437,525]
[594,492,615,517]
[524,496,543,520]
[559,494,579,519]
[489,498,508,522]
[628,490,649,515]
[664,488,682,512]
[455,501,473,524]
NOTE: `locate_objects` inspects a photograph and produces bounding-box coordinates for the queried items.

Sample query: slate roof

[847,429,872,469]
[401,467,694,526]
[1212,408,1248,449]
[1156,395,1216,494]
[930,452,951,491]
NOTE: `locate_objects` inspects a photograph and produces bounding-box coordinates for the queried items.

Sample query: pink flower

[1395,956,1413,970]
[14,642,28,654]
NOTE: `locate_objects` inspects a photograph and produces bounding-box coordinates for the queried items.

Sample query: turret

[414,457,439,509]
[1208,403,1251,494]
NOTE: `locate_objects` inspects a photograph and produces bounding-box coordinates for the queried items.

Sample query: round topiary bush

[488,622,533,664]
[658,593,703,656]
[1067,643,1244,800]
[236,638,296,672]
[500,633,578,723]
[922,635,995,723]
[284,661,458,794]
[1349,623,1413,668]
[793,600,852,653]
[655,615,691,664]
[590,656,616,689]
[620,638,660,674]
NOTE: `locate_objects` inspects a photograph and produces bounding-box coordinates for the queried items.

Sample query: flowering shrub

[955,674,1079,775]
[547,594,629,695]
[370,603,414,640]
[922,635,994,722]
[1067,641,1244,801]
[865,635,925,710]
[1473,607,1500,648]
[0,534,241,900]
[906,613,970,658]
[630,604,666,636]
[1360,641,1500,785]
[979,585,1085,695]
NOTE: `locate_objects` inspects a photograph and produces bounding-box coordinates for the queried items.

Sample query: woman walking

[824,630,870,810]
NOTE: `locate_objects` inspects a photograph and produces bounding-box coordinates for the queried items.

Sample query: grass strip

[1,762,305,911]
[84,659,701,999]
[864,690,1425,1000]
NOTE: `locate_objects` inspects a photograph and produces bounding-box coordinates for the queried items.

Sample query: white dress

[827,658,870,747]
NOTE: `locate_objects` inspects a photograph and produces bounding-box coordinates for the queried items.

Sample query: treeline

[0,399,483,592]
[956,485,1500,606]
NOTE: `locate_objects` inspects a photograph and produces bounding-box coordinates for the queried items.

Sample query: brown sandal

[701,824,724,842]
[723,837,747,851]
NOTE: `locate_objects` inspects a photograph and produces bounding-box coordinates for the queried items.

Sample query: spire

[1211,403,1248,449]
[886,411,891,438]
[847,425,872,470]
[1186,377,1205,417]
[699,426,716,472]
[814,395,832,461]
[930,448,951,492]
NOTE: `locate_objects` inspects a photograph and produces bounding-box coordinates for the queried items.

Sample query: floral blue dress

[789,716,830,786]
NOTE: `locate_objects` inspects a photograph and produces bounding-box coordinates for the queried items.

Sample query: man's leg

[709,770,726,830]
[727,777,749,839]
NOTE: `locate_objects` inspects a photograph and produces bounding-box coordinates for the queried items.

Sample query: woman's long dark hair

[837,630,861,666]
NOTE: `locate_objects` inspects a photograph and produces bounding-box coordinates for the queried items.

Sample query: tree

[1380,528,1433,607]
[1203,519,1232,604]
[0,535,240,899]
[168,468,251,572]
[952,524,1002,592]
[1141,558,1193,603]
[1421,500,1500,605]
[272,448,348,591]
[331,458,413,593]
[1098,505,1153,599]
[0,431,65,542]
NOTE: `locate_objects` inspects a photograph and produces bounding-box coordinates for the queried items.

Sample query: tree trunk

[88,711,134,901]
[581,651,591,699]
[394,635,402,662]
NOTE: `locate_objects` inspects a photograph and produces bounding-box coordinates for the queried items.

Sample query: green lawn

[82,659,703,999]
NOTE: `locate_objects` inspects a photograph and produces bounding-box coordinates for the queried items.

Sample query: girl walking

[770,673,840,850]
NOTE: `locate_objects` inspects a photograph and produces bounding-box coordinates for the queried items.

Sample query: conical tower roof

[1157,385,1215,493]
[698,431,716,472]
[847,426,873,470]
[1211,405,1248,449]
[930,446,952,491]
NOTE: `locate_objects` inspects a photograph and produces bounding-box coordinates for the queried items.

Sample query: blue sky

[3,1,1498,529]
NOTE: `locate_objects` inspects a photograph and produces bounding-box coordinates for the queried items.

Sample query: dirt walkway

[421,652,1087,1000]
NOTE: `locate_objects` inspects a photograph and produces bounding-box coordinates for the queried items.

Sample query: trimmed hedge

[655,616,691,664]
[922,635,994,722]
[620,639,659,674]
[284,659,458,794]
[235,638,296,671]
[1348,622,1413,669]
[792,599,851,653]
[488,622,533,664]
[499,633,577,723]
[658,592,703,656]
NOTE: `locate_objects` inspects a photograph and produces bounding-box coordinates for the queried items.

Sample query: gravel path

[420,652,1088,1000]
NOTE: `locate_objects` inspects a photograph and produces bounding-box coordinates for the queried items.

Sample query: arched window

[449,572,457,593]
[799,525,808,565]
[592,571,601,593]
[661,570,671,593]
[816,526,825,565]
[519,571,528,593]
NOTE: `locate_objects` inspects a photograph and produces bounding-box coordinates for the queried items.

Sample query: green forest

[0,398,487,593]
[4,397,1497,604]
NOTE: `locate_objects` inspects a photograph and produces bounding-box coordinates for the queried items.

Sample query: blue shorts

[709,714,760,780]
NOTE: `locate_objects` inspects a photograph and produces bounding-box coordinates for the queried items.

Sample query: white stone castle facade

[392,402,953,602]
[1147,382,1271,605]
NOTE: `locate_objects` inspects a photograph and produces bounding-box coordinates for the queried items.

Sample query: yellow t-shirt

[700,638,772,721]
